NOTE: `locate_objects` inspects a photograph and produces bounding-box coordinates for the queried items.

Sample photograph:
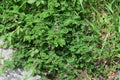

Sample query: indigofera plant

[0,0,120,79]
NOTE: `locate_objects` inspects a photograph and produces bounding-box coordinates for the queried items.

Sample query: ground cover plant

[0,0,120,79]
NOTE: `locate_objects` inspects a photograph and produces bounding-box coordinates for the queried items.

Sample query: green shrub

[0,0,120,79]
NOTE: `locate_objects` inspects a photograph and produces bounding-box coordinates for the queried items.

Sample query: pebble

[0,40,41,80]
[0,68,41,80]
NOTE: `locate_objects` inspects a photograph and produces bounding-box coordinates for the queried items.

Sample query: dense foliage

[0,0,120,79]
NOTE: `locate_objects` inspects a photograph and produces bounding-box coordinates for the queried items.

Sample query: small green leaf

[69,46,76,52]
[80,64,84,68]
[27,0,36,4]
[116,54,120,58]
[0,35,6,40]
[36,1,40,6]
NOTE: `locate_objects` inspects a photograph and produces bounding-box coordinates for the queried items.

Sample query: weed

[0,0,120,79]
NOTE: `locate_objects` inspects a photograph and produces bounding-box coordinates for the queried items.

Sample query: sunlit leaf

[27,0,36,4]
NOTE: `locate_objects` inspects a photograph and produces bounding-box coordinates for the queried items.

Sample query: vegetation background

[0,0,120,79]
